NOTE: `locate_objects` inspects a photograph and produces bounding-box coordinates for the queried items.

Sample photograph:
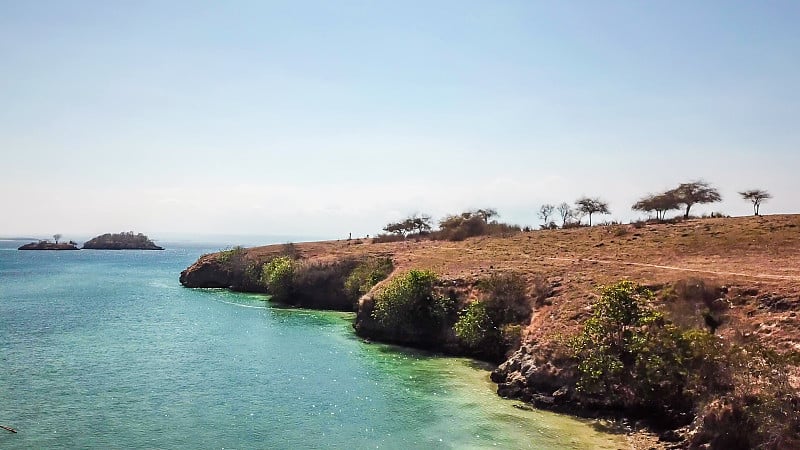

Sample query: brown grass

[239,214,800,357]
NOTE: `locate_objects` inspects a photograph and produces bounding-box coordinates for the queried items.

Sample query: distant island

[82,232,164,250]
[18,241,79,250]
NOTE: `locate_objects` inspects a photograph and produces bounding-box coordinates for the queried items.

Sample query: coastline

[179,214,800,448]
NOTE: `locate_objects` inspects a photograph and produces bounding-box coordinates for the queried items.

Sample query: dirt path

[544,257,800,281]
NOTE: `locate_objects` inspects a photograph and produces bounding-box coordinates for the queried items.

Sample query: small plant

[344,257,393,298]
[454,272,533,360]
[372,233,406,243]
[453,301,495,349]
[281,242,301,259]
[531,275,552,307]
[217,245,246,263]
[372,270,453,334]
[260,256,296,301]
[477,272,531,324]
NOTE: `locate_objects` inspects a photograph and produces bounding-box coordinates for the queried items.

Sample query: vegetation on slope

[180,214,800,448]
[83,231,163,250]
[570,281,799,449]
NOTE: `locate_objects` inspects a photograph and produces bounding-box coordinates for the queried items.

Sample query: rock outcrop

[491,344,579,410]
[83,232,163,250]
[18,241,79,250]
[179,254,235,288]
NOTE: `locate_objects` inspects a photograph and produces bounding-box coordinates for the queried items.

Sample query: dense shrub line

[570,281,800,448]
[366,269,538,362]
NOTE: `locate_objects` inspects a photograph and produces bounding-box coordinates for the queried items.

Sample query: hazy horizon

[3,1,798,237]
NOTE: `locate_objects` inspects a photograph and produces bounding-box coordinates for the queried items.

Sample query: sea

[0,239,626,449]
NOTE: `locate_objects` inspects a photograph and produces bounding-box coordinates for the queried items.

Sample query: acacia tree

[538,204,555,227]
[383,222,406,236]
[384,214,433,236]
[557,202,573,227]
[632,192,681,221]
[575,197,610,226]
[474,208,498,223]
[670,181,722,219]
[407,214,433,234]
[739,189,772,216]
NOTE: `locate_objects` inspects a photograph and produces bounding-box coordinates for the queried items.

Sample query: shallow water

[0,242,626,449]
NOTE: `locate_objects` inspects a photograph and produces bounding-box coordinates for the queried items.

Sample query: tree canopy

[575,197,610,226]
[631,192,681,221]
[474,208,498,223]
[538,204,555,227]
[739,189,772,216]
[670,180,722,219]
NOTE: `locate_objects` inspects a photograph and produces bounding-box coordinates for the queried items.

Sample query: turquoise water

[0,241,625,449]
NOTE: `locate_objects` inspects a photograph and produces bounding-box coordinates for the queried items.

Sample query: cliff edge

[180,215,800,448]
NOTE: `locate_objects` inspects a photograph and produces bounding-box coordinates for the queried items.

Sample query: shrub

[344,257,394,298]
[260,256,296,301]
[372,233,405,244]
[531,274,552,307]
[663,278,727,331]
[217,245,246,263]
[281,242,301,259]
[571,280,800,439]
[485,221,522,237]
[478,272,531,324]
[372,270,454,335]
[500,324,523,350]
[689,340,800,449]
[437,214,487,241]
[570,281,693,420]
[454,273,532,360]
[454,301,496,349]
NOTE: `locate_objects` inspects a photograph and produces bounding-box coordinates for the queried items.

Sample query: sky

[2,0,799,241]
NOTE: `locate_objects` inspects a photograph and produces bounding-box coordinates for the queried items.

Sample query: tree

[53,234,62,244]
[383,222,406,236]
[557,202,573,227]
[670,180,722,219]
[575,197,610,226]
[538,204,555,227]
[632,192,681,221]
[385,214,433,236]
[408,214,433,234]
[739,189,772,216]
[474,208,498,223]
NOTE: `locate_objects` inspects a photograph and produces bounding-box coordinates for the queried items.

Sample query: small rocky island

[82,232,163,250]
[18,241,79,250]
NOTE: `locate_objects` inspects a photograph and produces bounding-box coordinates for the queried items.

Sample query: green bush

[217,245,246,263]
[478,272,531,324]
[260,256,296,301]
[344,257,394,298]
[453,273,531,360]
[570,281,691,416]
[454,301,496,349]
[372,270,453,334]
[570,280,800,439]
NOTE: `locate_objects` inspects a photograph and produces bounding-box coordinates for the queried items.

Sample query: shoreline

[179,214,800,449]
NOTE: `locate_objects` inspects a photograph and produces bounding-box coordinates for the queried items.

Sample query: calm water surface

[0,241,626,449]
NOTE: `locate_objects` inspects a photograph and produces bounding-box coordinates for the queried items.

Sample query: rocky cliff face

[353,291,463,353]
[490,344,579,411]
[179,254,235,288]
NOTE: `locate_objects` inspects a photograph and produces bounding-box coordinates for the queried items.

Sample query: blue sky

[2,1,798,239]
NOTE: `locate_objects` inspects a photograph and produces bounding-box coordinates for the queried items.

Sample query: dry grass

[240,214,800,357]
